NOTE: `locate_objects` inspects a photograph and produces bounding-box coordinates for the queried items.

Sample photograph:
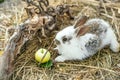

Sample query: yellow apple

[0,50,4,56]
[35,48,51,63]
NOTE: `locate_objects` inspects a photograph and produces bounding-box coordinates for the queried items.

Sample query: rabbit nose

[54,39,61,45]
[54,47,58,50]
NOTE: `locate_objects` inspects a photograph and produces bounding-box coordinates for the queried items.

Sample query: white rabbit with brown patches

[54,16,119,62]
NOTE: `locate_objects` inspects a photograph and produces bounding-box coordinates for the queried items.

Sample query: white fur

[55,18,119,62]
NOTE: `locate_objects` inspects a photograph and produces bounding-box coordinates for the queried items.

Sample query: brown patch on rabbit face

[62,36,72,44]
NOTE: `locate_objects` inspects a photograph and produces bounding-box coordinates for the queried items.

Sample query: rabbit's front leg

[55,55,66,62]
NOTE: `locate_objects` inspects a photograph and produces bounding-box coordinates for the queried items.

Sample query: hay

[0,0,120,80]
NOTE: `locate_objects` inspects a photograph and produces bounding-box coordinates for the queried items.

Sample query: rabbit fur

[54,16,119,62]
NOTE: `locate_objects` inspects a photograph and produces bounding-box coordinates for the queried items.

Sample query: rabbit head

[55,26,75,45]
[55,16,89,46]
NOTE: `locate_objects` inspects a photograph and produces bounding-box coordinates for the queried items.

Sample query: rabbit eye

[62,36,67,43]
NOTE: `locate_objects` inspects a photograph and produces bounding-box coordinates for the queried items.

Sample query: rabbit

[54,16,119,62]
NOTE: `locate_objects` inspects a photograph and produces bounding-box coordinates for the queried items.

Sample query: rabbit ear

[76,25,90,36]
[74,16,88,28]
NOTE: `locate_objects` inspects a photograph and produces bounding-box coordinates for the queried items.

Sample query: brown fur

[74,16,88,28]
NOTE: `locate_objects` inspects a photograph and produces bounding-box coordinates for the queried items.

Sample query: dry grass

[0,0,120,80]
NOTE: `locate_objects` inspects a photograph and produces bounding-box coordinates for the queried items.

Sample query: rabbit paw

[55,56,66,62]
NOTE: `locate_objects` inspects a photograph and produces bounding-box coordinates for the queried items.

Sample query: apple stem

[40,40,54,64]
[41,49,44,53]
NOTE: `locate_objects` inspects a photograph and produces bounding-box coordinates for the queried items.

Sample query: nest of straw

[0,0,120,80]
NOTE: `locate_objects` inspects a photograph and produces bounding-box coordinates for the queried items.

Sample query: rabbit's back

[85,18,119,52]
[85,19,110,36]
